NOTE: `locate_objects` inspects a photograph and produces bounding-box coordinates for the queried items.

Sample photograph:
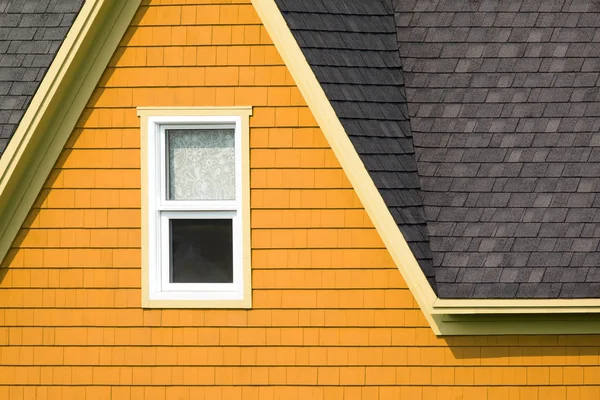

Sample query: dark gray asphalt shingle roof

[276,0,600,299]
[394,0,600,299]
[0,0,85,157]
[275,0,437,290]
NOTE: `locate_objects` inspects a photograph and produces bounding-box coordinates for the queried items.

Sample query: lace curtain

[167,129,236,200]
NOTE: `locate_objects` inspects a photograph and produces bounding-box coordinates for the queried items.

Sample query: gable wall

[0,0,598,399]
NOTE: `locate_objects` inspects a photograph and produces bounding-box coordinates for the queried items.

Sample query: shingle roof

[393,0,600,299]
[0,0,85,157]
[275,0,437,290]
[276,0,600,299]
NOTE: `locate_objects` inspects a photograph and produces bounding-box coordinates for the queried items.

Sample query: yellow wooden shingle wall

[0,0,599,399]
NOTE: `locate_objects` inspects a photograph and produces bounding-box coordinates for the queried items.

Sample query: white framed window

[137,107,252,308]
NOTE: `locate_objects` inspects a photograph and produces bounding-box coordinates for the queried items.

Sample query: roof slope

[0,0,85,156]
[274,0,437,289]
[275,0,600,300]
[394,0,600,298]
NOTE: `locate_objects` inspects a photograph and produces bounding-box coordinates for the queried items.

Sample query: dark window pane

[170,219,233,283]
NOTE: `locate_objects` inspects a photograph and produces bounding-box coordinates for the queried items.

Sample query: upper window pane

[167,128,235,200]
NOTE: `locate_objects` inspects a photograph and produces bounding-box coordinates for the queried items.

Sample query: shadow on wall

[443,330,600,361]
[0,2,145,275]
[0,121,88,275]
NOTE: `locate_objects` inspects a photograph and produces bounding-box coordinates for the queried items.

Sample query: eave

[253,0,600,335]
[0,0,141,271]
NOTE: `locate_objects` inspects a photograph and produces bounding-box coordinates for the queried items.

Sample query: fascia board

[251,0,441,334]
[0,0,141,269]
[433,298,600,314]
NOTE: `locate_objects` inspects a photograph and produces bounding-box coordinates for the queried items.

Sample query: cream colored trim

[252,0,440,334]
[240,108,252,308]
[0,0,141,267]
[137,106,252,309]
[139,110,150,306]
[253,0,600,335]
[142,298,251,309]
[137,107,253,118]
[433,298,600,314]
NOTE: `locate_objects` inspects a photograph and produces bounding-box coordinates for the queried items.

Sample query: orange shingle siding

[0,1,599,399]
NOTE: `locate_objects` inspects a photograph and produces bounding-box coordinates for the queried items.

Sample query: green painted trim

[0,0,141,267]
[435,314,600,336]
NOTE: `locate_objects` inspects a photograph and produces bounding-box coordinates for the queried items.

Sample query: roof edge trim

[255,0,600,335]
[0,0,141,268]
[433,298,600,314]
[251,0,441,333]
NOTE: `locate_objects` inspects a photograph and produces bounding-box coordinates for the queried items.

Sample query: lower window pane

[169,219,234,283]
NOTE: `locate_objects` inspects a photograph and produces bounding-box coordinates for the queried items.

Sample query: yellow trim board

[137,107,253,118]
[137,107,253,309]
[251,0,440,331]
[433,298,600,314]
[0,0,141,270]
[252,0,600,335]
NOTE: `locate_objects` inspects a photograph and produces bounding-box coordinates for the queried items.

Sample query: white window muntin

[147,115,244,302]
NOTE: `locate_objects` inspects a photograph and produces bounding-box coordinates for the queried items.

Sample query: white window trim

[137,107,252,308]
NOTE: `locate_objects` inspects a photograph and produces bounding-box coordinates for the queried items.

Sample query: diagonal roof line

[0,0,141,270]
[0,0,86,158]
[254,0,600,335]
[251,0,440,332]
[276,0,437,289]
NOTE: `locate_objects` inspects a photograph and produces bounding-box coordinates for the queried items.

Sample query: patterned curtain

[167,129,236,200]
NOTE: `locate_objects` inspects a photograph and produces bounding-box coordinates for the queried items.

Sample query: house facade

[0,0,599,399]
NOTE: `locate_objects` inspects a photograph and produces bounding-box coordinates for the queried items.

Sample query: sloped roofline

[252,0,600,335]
[0,0,141,272]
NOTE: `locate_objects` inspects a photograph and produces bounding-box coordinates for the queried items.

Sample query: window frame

[138,107,252,308]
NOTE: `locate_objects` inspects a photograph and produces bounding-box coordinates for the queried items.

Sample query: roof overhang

[253,0,600,335]
[0,0,141,273]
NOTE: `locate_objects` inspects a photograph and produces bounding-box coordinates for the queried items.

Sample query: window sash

[158,210,242,293]
[146,115,245,302]
[157,123,242,210]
